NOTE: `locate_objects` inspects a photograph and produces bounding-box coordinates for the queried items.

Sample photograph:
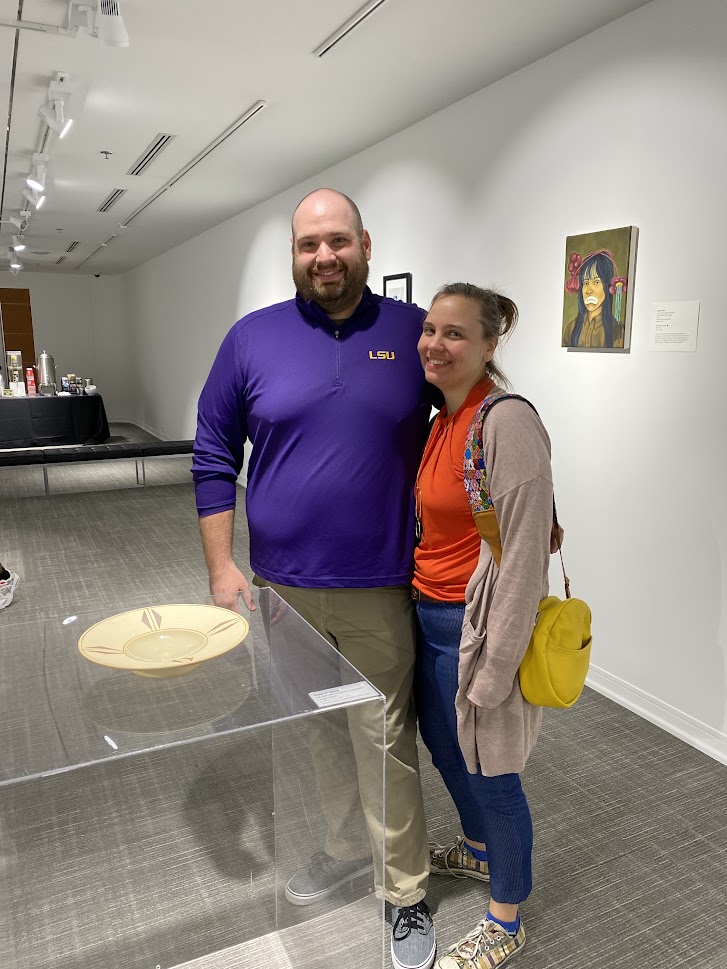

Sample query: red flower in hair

[567,252,582,274]
[609,275,627,295]
[565,252,582,294]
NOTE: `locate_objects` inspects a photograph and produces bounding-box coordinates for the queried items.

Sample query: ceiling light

[38,74,73,138]
[9,249,22,270]
[26,152,49,192]
[9,213,30,231]
[23,189,45,210]
[9,266,21,276]
[12,235,25,252]
[0,2,130,46]
[38,101,72,138]
[97,0,130,47]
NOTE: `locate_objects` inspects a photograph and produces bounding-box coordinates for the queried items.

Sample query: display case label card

[309,681,380,708]
[649,301,700,351]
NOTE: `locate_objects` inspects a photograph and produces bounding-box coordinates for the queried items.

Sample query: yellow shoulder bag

[464,393,592,709]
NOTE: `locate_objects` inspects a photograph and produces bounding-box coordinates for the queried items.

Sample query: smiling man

[193,188,437,969]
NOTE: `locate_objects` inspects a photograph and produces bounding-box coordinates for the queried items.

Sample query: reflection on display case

[5,350,22,373]
[4,350,25,396]
[0,591,386,969]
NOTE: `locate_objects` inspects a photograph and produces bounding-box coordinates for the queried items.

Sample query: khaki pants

[262,582,429,906]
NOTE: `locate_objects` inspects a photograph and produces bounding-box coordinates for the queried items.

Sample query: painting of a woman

[562,249,627,349]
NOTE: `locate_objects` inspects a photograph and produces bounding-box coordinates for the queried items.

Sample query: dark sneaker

[391,900,436,969]
[436,918,525,968]
[284,850,373,906]
[429,836,490,882]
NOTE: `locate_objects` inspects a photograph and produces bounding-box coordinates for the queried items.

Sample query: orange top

[413,378,494,602]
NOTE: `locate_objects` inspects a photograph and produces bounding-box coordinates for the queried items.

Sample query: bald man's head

[291,188,364,240]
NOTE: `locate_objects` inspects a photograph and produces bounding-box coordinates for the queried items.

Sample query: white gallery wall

[121,0,727,761]
[1,272,131,420]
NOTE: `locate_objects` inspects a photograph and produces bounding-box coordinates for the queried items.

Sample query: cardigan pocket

[460,617,490,708]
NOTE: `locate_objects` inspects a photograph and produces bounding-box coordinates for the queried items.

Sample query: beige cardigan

[455,396,553,776]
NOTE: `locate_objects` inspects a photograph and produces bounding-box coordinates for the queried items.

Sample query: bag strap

[464,393,571,599]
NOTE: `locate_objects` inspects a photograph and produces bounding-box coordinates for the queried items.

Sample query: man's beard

[293,246,369,315]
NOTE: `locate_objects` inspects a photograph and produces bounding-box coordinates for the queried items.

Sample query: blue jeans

[415,600,533,904]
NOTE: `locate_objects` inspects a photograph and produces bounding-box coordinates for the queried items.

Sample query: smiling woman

[412,280,555,968]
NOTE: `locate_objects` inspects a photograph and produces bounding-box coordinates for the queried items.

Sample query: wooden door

[0,288,35,373]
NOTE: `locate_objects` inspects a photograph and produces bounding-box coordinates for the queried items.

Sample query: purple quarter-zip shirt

[192,287,430,588]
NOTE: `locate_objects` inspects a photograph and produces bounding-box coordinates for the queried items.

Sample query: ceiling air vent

[56,256,66,265]
[128,133,175,176]
[66,241,80,252]
[98,188,127,213]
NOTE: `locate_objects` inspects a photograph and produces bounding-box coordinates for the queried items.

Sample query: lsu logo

[369,350,396,360]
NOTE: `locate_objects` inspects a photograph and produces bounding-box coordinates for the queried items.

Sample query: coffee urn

[36,351,57,396]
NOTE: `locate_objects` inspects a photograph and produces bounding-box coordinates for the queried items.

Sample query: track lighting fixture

[9,266,21,275]
[26,153,49,193]
[12,235,25,252]
[26,172,44,192]
[0,1,130,47]
[9,213,30,232]
[38,76,73,138]
[23,189,45,210]
[38,102,72,138]
[8,248,23,271]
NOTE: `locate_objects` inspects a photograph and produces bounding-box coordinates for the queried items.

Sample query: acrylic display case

[0,590,386,969]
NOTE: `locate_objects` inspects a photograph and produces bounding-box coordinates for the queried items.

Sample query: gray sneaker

[391,901,436,969]
[284,850,373,905]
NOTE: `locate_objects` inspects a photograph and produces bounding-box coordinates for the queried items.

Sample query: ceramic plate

[78,604,249,677]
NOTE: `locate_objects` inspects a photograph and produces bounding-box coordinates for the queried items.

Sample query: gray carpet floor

[1,426,726,968]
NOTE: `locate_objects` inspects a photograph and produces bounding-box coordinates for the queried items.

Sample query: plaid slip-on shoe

[436,918,525,968]
[429,836,490,883]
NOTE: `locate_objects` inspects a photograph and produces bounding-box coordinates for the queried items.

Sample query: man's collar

[295,286,377,330]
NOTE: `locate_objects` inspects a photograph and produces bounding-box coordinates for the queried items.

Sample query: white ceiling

[0,0,653,275]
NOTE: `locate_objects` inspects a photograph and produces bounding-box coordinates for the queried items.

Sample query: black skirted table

[0,394,110,448]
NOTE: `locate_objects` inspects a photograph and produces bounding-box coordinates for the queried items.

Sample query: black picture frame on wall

[383,273,412,303]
